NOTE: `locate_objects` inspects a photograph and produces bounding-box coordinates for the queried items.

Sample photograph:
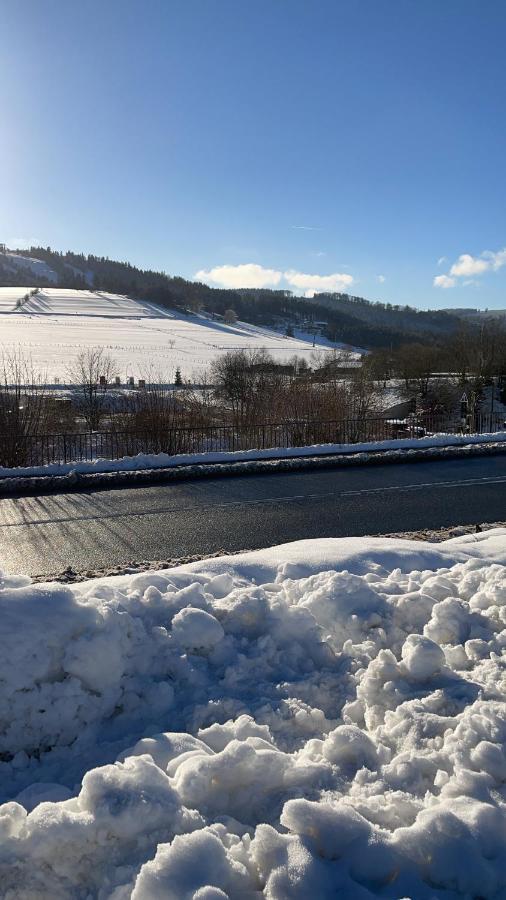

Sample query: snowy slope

[1,532,506,897]
[0,251,58,283]
[0,287,27,311]
[0,287,355,380]
[0,287,170,317]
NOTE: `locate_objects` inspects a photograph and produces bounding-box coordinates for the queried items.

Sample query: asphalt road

[1,455,506,577]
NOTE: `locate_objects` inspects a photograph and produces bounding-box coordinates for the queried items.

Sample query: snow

[0,288,28,312]
[0,252,58,284]
[2,532,506,896]
[291,325,365,356]
[0,287,168,318]
[0,287,353,380]
[1,429,505,480]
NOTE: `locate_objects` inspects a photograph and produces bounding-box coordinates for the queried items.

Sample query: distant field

[0,287,357,381]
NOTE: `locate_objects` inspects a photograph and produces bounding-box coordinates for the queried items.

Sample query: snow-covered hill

[0,251,58,284]
[0,287,165,318]
[0,287,356,380]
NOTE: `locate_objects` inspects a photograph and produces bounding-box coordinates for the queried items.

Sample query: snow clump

[1,533,506,897]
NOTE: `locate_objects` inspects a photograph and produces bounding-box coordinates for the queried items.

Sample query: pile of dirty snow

[1,533,506,898]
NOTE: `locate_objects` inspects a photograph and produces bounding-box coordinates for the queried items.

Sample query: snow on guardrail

[1,429,506,479]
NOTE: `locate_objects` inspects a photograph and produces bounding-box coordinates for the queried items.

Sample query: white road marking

[1,473,506,528]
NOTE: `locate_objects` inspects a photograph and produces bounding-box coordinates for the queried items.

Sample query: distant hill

[452,307,506,321]
[0,245,472,349]
[306,292,464,339]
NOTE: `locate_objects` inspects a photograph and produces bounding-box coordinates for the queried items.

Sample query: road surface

[0,455,505,576]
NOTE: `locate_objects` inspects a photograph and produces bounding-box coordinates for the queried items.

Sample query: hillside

[306,291,464,338]
[0,287,352,381]
[0,246,469,349]
[452,307,506,321]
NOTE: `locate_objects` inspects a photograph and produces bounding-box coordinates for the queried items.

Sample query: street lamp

[490,375,497,428]
[460,392,468,433]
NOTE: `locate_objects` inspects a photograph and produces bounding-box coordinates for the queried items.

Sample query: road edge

[2,439,506,497]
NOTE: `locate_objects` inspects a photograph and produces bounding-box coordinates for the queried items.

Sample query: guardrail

[0,414,504,468]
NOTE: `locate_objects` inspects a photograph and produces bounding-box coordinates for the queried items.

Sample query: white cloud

[433,274,456,289]
[441,247,506,279]
[483,247,506,271]
[450,253,490,277]
[434,245,506,290]
[291,225,321,231]
[437,256,447,267]
[376,274,386,283]
[284,269,354,296]
[195,262,355,296]
[195,263,283,289]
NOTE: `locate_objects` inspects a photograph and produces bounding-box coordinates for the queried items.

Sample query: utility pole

[460,392,468,433]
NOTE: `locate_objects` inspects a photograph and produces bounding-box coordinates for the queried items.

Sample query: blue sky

[2,0,506,308]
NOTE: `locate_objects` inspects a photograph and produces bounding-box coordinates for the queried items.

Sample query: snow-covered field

[2,532,506,897]
[0,287,351,381]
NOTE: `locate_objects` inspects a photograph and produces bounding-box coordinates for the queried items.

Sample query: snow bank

[2,533,506,897]
[1,429,506,480]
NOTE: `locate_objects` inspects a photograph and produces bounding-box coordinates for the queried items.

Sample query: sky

[1,0,506,309]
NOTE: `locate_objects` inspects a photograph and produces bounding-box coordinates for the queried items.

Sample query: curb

[30,521,506,583]
[2,440,506,497]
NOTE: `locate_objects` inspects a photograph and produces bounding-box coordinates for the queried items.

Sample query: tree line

[365,319,506,390]
[0,244,472,349]
[3,329,506,467]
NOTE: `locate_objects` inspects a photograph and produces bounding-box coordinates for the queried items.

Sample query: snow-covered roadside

[2,430,506,480]
[2,532,506,897]
[2,432,506,498]
[28,521,506,584]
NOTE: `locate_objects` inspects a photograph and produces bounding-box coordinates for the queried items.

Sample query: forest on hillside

[0,245,467,349]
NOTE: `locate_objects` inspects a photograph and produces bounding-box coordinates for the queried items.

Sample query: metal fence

[1,413,505,468]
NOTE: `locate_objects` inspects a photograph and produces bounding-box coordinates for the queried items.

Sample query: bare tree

[224,308,238,325]
[211,350,284,427]
[114,370,215,454]
[68,348,118,431]
[446,325,476,383]
[423,379,459,418]
[363,348,394,387]
[346,364,382,420]
[311,347,355,375]
[0,349,51,466]
[390,342,442,394]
